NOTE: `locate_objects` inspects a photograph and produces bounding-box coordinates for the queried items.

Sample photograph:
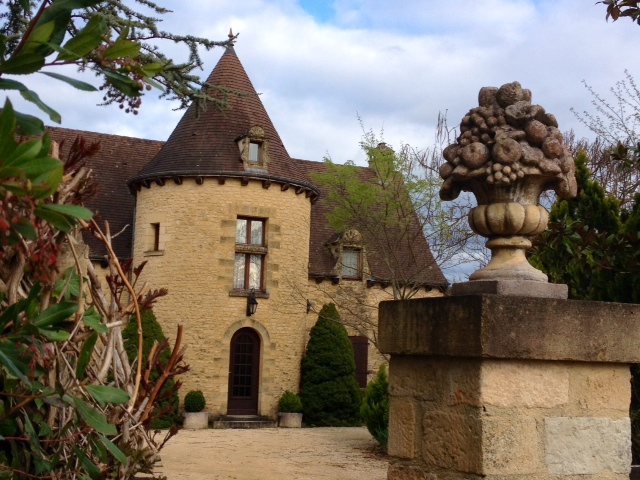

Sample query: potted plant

[183,390,209,429]
[278,390,303,428]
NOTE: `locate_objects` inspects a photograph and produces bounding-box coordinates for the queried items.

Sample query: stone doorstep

[212,415,277,429]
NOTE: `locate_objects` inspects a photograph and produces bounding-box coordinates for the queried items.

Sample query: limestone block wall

[388,357,631,478]
[380,295,640,480]
[131,178,313,418]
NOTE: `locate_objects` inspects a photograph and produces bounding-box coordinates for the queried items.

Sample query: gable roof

[129,45,315,196]
[46,127,162,262]
[296,159,448,288]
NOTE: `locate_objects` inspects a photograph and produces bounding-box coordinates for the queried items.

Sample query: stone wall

[129,176,444,418]
[388,357,630,478]
[132,178,314,417]
[380,295,640,480]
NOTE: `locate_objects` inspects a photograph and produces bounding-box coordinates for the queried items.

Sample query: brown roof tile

[45,126,445,287]
[130,46,312,189]
[295,159,448,287]
[46,127,163,260]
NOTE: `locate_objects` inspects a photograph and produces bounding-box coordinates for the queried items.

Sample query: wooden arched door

[227,328,261,415]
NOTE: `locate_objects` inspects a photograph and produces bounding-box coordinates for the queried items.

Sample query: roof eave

[127,171,320,202]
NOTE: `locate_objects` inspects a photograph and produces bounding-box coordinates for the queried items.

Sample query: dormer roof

[128,45,317,198]
[296,159,449,288]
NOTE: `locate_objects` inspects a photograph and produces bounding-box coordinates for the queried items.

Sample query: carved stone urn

[439,81,577,282]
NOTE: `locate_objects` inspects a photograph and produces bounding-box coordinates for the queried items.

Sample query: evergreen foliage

[123,310,180,428]
[360,364,389,446]
[556,152,621,234]
[0,1,233,125]
[184,390,206,413]
[300,304,362,426]
[278,391,303,413]
[530,151,640,303]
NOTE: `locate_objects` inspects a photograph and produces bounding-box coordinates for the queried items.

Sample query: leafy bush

[300,303,362,426]
[360,364,389,446]
[184,390,206,413]
[278,391,303,413]
[0,0,219,475]
[123,310,180,428]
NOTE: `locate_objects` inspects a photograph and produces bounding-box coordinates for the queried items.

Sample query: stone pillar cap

[379,295,640,363]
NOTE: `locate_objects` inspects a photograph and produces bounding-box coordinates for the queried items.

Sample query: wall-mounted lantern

[247,289,258,316]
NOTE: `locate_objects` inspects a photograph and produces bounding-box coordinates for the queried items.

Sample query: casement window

[341,248,362,279]
[327,230,365,281]
[248,142,260,163]
[234,218,267,291]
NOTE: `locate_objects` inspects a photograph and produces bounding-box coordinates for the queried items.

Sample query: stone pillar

[379,294,640,480]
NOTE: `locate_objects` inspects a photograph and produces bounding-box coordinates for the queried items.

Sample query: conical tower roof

[129,42,317,199]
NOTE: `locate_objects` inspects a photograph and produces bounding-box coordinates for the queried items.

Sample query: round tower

[128,42,318,418]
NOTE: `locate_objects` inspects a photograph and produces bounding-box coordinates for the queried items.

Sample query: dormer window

[237,126,269,169]
[327,229,367,282]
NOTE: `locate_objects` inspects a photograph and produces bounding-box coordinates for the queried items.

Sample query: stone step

[212,415,277,429]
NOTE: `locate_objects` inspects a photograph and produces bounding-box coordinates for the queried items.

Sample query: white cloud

[7,0,640,167]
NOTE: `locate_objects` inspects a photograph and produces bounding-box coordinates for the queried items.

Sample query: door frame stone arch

[224,321,269,416]
[223,319,271,347]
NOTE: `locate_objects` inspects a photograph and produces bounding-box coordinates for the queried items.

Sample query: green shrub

[184,390,206,413]
[122,310,180,428]
[360,364,389,446]
[300,303,362,426]
[278,391,303,413]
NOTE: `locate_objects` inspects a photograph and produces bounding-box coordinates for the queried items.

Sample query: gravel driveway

[152,427,388,479]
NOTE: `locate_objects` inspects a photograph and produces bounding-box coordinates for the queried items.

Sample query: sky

[8,0,640,167]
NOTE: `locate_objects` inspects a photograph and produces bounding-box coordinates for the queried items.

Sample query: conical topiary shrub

[300,303,362,426]
[122,309,180,429]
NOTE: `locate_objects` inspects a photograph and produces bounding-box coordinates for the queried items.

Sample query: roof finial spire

[228,28,236,46]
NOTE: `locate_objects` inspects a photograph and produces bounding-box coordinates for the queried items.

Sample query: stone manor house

[49,42,447,418]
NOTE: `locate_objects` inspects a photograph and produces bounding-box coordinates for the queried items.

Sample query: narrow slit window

[151,223,160,251]
[249,142,260,163]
